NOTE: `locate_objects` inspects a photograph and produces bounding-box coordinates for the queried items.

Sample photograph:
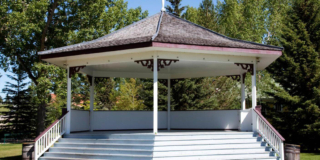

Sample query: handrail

[34,111,68,160]
[253,107,285,160]
[253,108,285,141]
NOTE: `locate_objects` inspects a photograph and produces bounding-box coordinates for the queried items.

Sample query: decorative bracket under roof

[135,59,179,71]
[235,63,254,75]
[135,59,153,70]
[69,66,86,78]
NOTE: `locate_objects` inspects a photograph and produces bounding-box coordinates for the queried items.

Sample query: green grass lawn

[0,143,319,160]
[0,143,22,160]
[301,153,320,160]
[0,106,9,112]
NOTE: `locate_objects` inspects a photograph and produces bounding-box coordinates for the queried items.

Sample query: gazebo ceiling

[87,60,245,79]
[39,11,283,78]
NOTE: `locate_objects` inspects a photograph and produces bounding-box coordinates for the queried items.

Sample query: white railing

[34,112,68,160]
[253,108,285,160]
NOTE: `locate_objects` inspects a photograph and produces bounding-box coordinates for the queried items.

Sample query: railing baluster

[52,126,54,140]
[47,131,49,145]
[51,127,53,141]
[41,138,42,153]
[44,134,46,151]
[51,126,53,141]
[34,112,69,160]
[48,130,50,144]
[39,138,41,154]
[50,129,52,142]
[41,138,43,152]
[253,108,285,160]
[49,129,51,144]
[60,121,62,134]
[57,122,60,135]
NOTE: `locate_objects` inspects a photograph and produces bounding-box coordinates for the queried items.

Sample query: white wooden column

[280,142,285,160]
[241,73,246,110]
[66,67,72,134]
[89,77,95,132]
[153,56,158,134]
[167,77,171,130]
[252,62,257,108]
[252,61,258,132]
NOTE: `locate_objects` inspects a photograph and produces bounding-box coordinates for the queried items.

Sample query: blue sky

[127,0,208,15]
[0,0,217,99]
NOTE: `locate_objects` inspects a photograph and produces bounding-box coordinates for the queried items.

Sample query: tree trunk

[37,101,47,134]
[36,0,60,134]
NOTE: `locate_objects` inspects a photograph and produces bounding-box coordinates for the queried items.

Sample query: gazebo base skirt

[70,109,252,132]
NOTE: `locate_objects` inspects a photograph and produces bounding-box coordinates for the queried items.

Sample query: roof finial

[161,0,166,11]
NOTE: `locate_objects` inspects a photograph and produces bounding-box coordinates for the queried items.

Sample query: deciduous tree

[114,78,146,110]
[0,0,148,134]
[182,6,199,24]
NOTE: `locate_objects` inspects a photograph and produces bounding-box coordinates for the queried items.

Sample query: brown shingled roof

[39,12,282,57]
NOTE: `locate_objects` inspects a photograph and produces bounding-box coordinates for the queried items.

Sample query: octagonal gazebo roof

[39,12,282,79]
[39,12,282,57]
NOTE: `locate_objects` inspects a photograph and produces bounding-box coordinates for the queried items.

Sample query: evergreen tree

[4,94,10,104]
[95,78,116,110]
[171,3,215,111]
[198,0,218,31]
[0,96,3,103]
[267,0,320,151]
[182,0,254,111]
[171,78,215,110]
[165,0,186,17]
[138,79,168,111]
[1,69,37,138]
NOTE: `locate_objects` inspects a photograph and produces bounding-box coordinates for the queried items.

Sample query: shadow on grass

[0,155,21,160]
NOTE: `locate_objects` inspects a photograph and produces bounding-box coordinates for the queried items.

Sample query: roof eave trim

[152,42,283,56]
[39,42,153,60]
[40,41,282,60]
